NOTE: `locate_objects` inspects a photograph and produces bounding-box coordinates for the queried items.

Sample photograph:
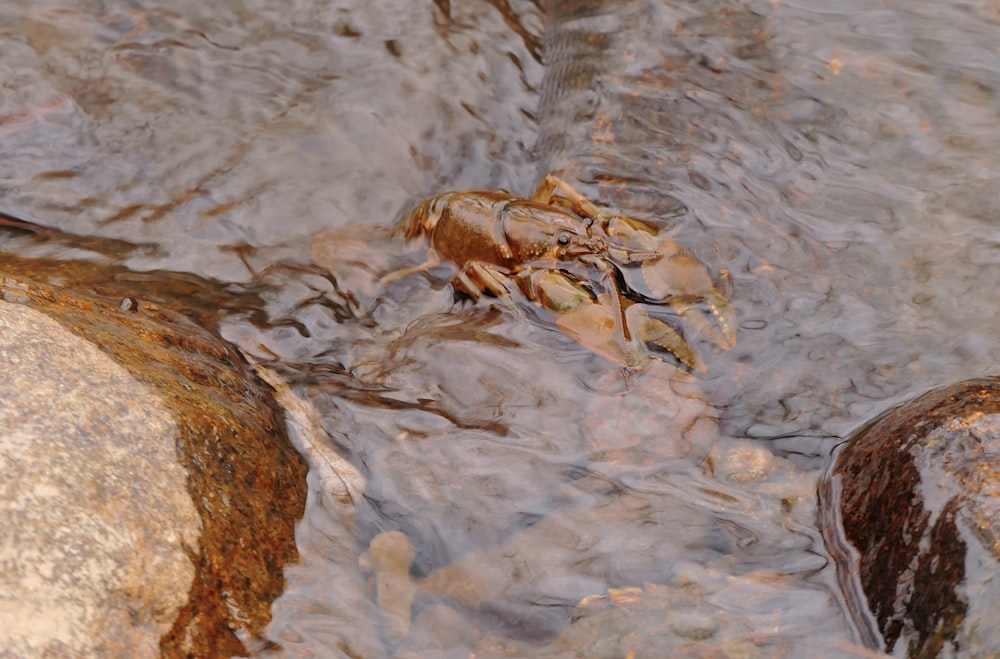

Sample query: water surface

[2,0,999,655]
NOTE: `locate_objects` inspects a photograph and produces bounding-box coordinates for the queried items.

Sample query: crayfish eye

[557,233,571,246]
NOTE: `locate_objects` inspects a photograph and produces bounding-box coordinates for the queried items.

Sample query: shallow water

[2,0,1000,655]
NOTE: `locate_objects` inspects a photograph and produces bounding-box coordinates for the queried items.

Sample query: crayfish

[380,175,736,378]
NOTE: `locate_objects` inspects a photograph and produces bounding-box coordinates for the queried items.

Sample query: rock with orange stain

[0,251,307,658]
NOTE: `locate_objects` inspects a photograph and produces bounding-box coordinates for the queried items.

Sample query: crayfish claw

[668,298,732,353]
[625,304,705,375]
[702,290,738,350]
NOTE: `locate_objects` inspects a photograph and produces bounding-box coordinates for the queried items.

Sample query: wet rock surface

[0,299,198,657]
[0,251,307,657]
[822,378,1000,657]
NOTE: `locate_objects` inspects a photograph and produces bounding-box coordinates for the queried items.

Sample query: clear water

[2,0,999,655]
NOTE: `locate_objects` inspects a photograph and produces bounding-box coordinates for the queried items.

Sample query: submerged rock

[821,378,1000,657]
[0,254,307,657]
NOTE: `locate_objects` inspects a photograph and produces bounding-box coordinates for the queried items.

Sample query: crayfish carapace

[381,175,736,379]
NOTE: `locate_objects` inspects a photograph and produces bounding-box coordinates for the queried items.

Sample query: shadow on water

[2,0,1000,655]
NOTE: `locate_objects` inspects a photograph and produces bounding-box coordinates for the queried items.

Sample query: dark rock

[821,378,1000,657]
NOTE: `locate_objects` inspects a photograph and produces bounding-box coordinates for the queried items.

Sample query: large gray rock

[0,254,307,657]
[0,300,198,657]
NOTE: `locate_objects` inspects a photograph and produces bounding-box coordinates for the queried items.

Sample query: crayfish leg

[533,174,609,226]
[531,174,562,205]
[377,253,442,289]
[452,261,529,321]
[516,268,594,313]
[671,296,737,352]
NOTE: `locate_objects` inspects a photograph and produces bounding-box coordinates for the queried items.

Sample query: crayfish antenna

[604,245,663,264]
